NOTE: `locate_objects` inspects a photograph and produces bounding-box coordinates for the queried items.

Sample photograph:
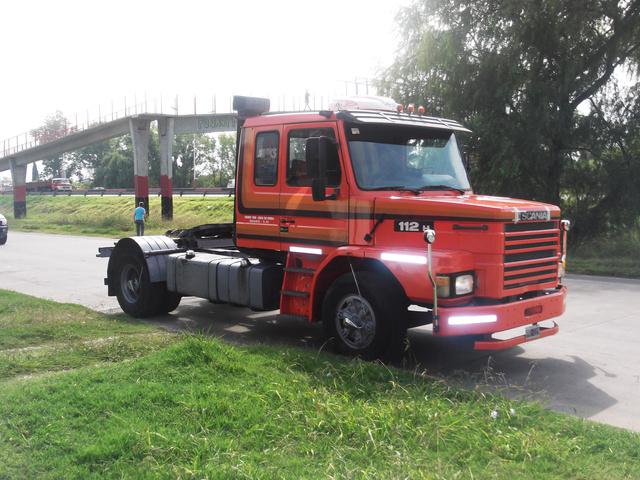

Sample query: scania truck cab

[103,96,568,360]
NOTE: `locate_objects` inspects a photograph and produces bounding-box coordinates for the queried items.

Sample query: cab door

[279,122,349,252]
[235,126,282,252]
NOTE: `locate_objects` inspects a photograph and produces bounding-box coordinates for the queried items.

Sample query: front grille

[505,221,556,232]
[503,221,560,290]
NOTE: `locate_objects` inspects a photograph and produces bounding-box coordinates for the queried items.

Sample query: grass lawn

[0,290,639,479]
[569,234,640,278]
[568,256,640,278]
[0,290,175,380]
[0,194,234,237]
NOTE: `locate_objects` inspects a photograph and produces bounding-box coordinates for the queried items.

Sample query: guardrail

[0,187,234,197]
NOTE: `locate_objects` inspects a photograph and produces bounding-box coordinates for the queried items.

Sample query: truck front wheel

[322,271,407,361]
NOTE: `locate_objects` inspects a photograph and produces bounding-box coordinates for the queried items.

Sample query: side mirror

[306,136,338,201]
[311,178,326,202]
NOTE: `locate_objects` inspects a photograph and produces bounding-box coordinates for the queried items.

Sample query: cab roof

[338,110,470,133]
[243,109,470,133]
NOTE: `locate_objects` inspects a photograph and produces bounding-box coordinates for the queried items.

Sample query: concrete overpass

[0,112,237,219]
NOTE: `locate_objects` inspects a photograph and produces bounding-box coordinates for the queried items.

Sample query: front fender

[368,247,475,303]
[307,246,474,319]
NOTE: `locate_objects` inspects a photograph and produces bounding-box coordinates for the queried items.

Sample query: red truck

[102,96,569,360]
[26,177,73,192]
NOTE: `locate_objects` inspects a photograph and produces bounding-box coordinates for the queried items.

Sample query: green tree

[89,137,134,188]
[31,111,70,178]
[172,134,216,188]
[562,82,640,239]
[380,0,640,213]
[213,133,236,186]
[68,140,115,186]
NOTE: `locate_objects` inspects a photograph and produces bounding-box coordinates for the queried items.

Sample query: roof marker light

[448,314,497,325]
[407,104,415,114]
[396,104,404,113]
[381,252,428,265]
[290,246,323,255]
[418,105,425,115]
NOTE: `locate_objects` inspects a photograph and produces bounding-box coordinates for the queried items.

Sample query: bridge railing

[0,80,382,161]
[1,97,171,159]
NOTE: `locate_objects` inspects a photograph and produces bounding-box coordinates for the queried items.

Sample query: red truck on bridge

[102,96,569,359]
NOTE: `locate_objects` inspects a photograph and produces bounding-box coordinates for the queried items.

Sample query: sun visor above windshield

[337,110,471,133]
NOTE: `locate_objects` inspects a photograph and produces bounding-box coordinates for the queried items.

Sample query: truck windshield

[345,124,470,192]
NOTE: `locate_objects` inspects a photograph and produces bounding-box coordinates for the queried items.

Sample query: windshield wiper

[417,185,468,195]
[367,186,421,194]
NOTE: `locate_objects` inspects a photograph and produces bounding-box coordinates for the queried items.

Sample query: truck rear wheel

[322,271,407,361]
[114,254,164,318]
[160,291,182,314]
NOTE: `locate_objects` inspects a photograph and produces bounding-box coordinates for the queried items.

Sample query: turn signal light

[436,276,450,297]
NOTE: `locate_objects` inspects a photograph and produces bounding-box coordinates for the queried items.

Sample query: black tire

[158,290,182,314]
[322,271,407,361]
[113,254,163,318]
[0,235,6,245]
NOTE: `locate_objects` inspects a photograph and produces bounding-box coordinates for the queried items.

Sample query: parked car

[0,213,7,245]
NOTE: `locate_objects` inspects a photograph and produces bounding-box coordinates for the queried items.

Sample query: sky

[0,0,410,141]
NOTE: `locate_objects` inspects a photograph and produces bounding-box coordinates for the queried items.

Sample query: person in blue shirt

[133,202,147,236]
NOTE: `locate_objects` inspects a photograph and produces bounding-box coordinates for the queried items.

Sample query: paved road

[1,231,639,431]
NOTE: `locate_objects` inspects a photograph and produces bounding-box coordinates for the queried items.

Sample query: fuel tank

[166,252,283,311]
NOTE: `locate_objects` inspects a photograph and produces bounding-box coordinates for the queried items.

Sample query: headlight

[436,273,474,297]
[455,274,474,295]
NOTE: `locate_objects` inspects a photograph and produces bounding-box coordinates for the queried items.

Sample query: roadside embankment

[0,194,234,237]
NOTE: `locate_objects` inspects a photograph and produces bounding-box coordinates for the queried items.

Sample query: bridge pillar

[158,117,174,220]
[129,118,151,213]
[10,160,27,218]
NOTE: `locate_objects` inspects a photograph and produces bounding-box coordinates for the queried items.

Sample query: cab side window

[287,128,340,187]
[254,131,279,186]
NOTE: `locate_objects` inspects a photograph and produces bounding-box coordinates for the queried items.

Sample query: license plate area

[525,324,541,340]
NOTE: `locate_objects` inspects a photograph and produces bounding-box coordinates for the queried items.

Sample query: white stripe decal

[289,246,323,255]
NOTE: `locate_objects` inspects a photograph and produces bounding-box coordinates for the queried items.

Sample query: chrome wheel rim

[120,263,142,304]
[335,294,376,350]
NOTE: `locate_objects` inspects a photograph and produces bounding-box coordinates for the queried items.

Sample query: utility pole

[192,135,197,188]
